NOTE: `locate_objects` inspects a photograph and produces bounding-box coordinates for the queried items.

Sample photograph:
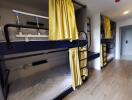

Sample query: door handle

[126,40,128,44]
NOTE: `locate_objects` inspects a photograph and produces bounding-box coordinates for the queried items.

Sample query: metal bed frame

[0,23,88,100]
[0,23,100,100]
[0,1,100,100]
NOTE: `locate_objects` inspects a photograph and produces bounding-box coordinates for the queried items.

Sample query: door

[122,27,132,56]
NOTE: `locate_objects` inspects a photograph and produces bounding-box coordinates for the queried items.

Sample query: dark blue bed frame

[0,40,87,55]
[0,24,100,100]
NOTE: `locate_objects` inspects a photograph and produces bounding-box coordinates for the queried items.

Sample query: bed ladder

[78,32,89,80]
[78,17,91,80]
[101,43,107,67]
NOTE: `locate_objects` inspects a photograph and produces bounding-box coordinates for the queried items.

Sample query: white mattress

[8,65,71,100]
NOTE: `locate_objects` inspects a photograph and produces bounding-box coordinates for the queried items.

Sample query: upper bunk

[101,15,116,44]
[0,23,87,56]
[0,9,99,61]
[0,23,99,61]
[0,8,89,56]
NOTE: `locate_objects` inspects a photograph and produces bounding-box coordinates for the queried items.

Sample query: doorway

[121,25,132,60]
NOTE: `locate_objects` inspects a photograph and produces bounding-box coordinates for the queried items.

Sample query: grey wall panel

[0,1,68,82]
[75,7,87,33]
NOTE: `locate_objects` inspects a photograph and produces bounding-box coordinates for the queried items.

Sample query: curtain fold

[103,16,112,39]
[49,0,78,40]
[49,0,87,90]
[69,48,82,90]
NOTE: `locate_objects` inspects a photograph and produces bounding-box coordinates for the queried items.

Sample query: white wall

[91,13,101,70]
[76,7,101,70]
[116,18,132,59]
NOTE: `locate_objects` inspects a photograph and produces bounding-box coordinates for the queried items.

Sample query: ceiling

[76,0,132,21]
[3,0,81,12]
[3,0,132,22]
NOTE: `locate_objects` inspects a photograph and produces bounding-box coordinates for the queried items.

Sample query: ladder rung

[79,45,88,47]
[79,58,87,61]
[103,56,107,58]
[102,56,107,58]
[103,61,107,63]
[103,63,107,65]
[103,59,107,61]
[80,66,88,69]
[79,50,87,52]
[103,49,106,50]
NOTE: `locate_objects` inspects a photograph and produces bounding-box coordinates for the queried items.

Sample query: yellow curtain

[49,0,78,40]
[49,0,88,90]
[103,16,112,39]
[69,48,82,90]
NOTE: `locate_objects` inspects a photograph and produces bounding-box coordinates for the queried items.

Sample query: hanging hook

[36,17,41,35]
[16,13,20,25]
[15,13,23,36]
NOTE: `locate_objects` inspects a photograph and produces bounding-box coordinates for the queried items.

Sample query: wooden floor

[64,60,132,100]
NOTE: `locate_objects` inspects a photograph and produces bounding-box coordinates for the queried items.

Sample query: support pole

[0,85,4,100]
[13,10,49,20]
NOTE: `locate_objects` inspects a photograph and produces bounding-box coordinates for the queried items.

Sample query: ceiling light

[123,10,130,15]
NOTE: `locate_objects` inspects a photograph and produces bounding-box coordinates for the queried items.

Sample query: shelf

[16,34,48,38]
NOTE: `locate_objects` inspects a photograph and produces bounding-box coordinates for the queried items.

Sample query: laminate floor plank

[64,60,132,100]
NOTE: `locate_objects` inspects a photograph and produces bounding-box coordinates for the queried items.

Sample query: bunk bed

[0,23,100,100]
[0,2,100,100]
[100,15,116,68]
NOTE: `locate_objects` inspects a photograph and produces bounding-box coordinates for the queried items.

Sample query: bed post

[0,83,4,100]
[0,56,10,100]
[0,60,4,100]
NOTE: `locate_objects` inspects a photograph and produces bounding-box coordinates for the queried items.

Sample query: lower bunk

[8,64,71,100]
[5,51,99,100]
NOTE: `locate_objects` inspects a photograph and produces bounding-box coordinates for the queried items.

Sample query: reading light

[123,10,130,15]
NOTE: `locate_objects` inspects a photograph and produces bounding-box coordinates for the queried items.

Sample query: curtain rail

[13,2,86,20]
[73,0,86,8]
[12,10,49,19]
